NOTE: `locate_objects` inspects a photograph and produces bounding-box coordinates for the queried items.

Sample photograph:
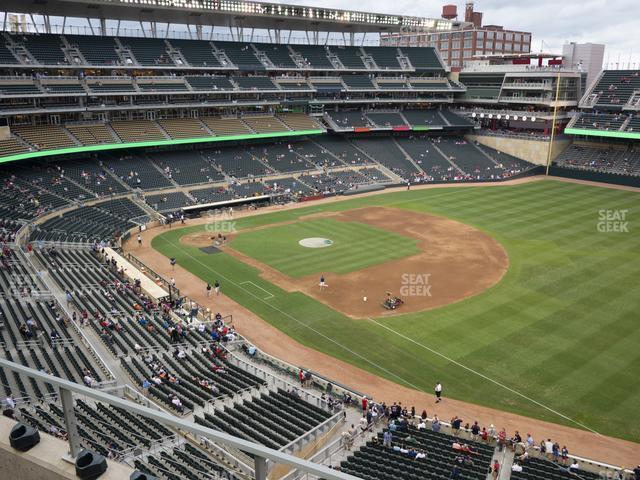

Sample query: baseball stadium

[0,1,638,479]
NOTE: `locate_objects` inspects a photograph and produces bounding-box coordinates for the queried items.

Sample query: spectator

[491,460,500,480]
[383,429,392,448]
[171,395,184,413]
[4,395,16,410]
[431,415,441,433]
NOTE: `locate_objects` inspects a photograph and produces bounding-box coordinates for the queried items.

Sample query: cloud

[271,0,640,66]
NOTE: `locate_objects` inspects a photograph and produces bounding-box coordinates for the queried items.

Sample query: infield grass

[152,180,640,442]
[228,218,420,277]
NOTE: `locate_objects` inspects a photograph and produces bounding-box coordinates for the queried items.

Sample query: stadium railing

[0,357,361,480]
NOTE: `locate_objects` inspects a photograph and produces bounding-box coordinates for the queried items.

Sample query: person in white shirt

[512,462,523,472]
[569,461,580,472]
[4,395,16,409]
[434,382,443,403]
[177,349,187,359]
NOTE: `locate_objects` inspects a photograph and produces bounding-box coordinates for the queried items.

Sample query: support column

[254,456,267,480]
[60,387,82,458]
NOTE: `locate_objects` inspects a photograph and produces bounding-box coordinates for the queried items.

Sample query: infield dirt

[181,206,509,318]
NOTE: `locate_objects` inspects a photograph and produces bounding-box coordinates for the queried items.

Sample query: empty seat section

[185,76,234,91]
[170,39,221,67]
[329,46,365,69]
[342,75,375,89]
[365,46,402,69]
[232,76,277,90]
[400,47,444,71]
[105,154,173,190]
[66,35,120,65]
[157,118,211,139]
[66,124,118,145]
[327,111,374,129]
[13,34,67,65]
[145,192,194,212]
[402,109,446,128]
[203,146,267,178]
[13,125,77,150]
[214,42,264,70]
[201,117,252,136]
[119,37,171,66]
[256,43,297,69]
[0,82,41,95]
[110,120,167,143]
[292,45,332,68]
[353,137,421,178]
[242,116,289,133]
[277,113,322,131]
[365,112,408,128]
[151,150,223,185]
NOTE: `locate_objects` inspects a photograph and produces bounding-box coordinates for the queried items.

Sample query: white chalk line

[366,317,600,436]
[239,281,274,299]
[160,236,422,392]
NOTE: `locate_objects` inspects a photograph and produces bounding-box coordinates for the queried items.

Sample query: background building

[562,42,605,87]
[381,2,532,69]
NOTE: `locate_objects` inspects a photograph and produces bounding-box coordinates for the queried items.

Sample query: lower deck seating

[195,389,331,450]
[511,457,601,480]
[341,425,493,480]
[555,144,640,176]
[145,192,194,212]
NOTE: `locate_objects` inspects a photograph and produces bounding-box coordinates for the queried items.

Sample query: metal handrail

[0,358,360,480]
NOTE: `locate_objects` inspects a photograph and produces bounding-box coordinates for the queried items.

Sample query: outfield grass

[152,180,640,442]
[228,218,420,277]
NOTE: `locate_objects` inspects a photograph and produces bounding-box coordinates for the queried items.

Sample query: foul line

[158,236,422,392]
[366,317,601,436]
[239,281,274,300]
[157,235,601,436]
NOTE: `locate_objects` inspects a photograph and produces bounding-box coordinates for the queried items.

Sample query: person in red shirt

[361,396,368,412]
[491,460,500,479]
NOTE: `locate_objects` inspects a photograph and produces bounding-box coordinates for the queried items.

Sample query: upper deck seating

[170,39,221,67]
[329,46,366,69]
[66,35,120,66]
[214,42,264,70]
[119,37,172,66]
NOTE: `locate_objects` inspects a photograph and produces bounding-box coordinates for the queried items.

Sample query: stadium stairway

[429,141,467,175]
[391,138,429,175]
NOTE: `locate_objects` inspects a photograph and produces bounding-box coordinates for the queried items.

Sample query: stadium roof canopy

[4,0,462,33]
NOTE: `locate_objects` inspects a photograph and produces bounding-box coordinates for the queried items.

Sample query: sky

[7,0,640,67]
[271,0,640,67]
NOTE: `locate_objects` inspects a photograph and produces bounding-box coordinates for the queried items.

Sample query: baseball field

[151,179,640,443]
